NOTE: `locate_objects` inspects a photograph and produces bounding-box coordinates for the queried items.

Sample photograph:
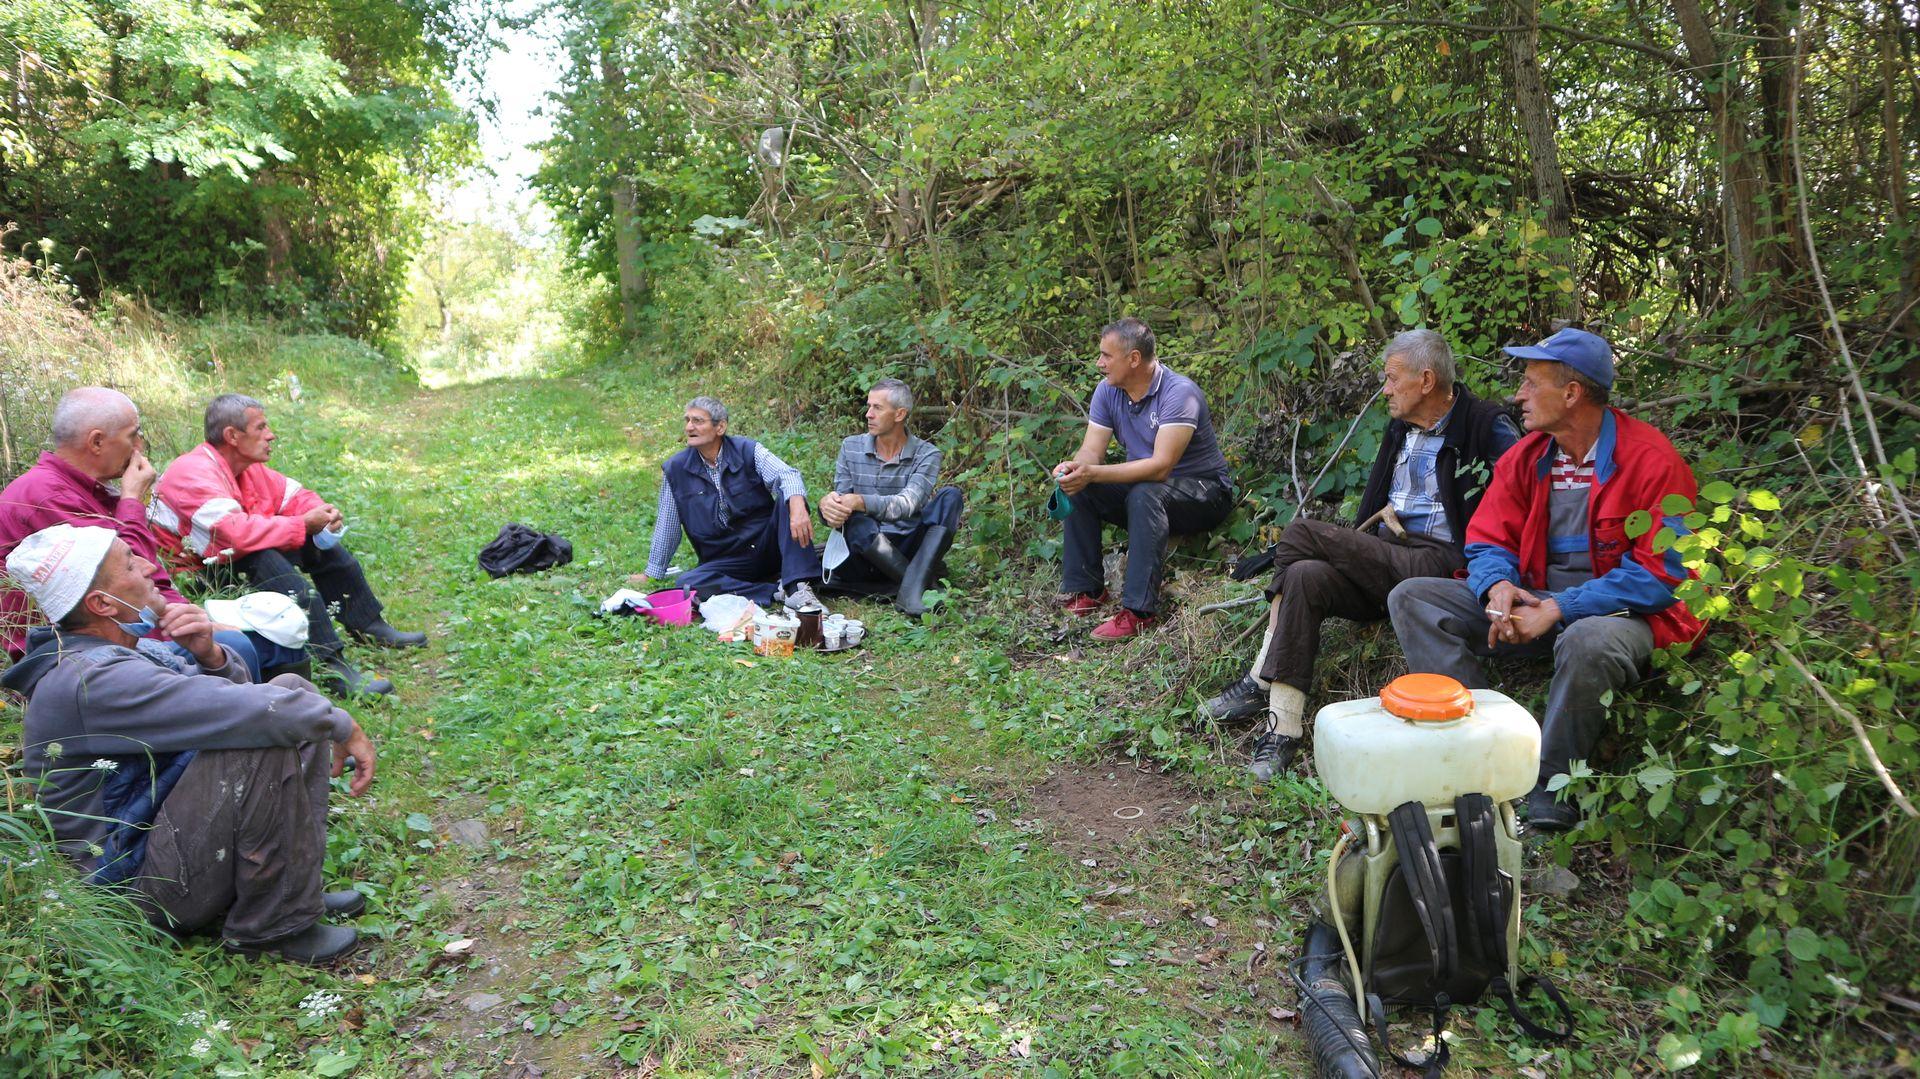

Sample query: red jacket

[150,444,331,569]
[0,453,189,657]
[1464,408,1706,652]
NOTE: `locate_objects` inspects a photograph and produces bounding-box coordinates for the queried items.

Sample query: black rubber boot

[316,651,394,697]
[349,620,427,648]
[225,922,359,965]
[894,525,955,618]
[860,535,911,582]
[260,659,314,683]
[323,889,367,918]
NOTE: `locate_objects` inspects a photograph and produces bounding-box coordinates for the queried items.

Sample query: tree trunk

[1670,0,1771,297]
[1503,0,1578,318]
[598,43,647,337]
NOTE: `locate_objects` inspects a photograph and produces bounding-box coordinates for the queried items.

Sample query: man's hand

[154,600,222,668]
[331,721,377,797]
[1483,580,1543,648]
[302,506,334,535]
[121,452,157,503]
[1506,596,1562,645]
[788,496,816,547]
[820,492,863,529]
[1053,460,1094,495]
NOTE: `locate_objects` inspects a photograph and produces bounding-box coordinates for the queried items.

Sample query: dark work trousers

[130,675,334,945]
[228,539,384,661]
[828,487,966,594]
[677,504,825,606]
[1061,477,1233,615]
[1255,517,1462,691]
[1388,575,1655,787]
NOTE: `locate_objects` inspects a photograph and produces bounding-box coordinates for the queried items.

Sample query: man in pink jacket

[152,394,425,696]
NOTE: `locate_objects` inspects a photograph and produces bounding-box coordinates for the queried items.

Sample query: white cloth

[4,524,116,622]
[204,592,310,648]
[822,529,851,580]
[599,589,653,614]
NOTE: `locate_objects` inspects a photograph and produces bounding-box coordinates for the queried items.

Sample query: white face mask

[822,529,851,578]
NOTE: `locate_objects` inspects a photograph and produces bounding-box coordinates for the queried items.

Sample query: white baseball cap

[205,591,310,648]
[5,524,117,623]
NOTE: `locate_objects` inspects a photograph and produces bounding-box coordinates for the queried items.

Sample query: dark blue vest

[663,436,775,564]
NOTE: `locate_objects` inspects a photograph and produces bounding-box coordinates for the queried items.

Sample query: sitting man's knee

[1281,558,1335,591]
[1124,482,1168,509]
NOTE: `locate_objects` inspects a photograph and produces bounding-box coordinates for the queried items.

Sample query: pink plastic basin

[641,588,695,626]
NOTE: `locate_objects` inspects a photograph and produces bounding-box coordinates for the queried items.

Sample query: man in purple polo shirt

[1053,318,1234,640]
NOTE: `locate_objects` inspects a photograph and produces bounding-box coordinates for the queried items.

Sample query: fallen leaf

[1268,1007,1297,1022]
[734,658,756,667]
[356,974,378,986]
[1009,1033,1032,1058]
[443,938,476,955]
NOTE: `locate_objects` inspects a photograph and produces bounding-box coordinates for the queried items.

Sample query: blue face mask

[96,592,159,637]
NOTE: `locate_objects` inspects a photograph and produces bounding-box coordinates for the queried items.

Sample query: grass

[5,322,1898,1076]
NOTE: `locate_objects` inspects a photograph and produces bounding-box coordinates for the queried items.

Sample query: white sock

[1247,594,1281,688]
[1263,684,1306,738]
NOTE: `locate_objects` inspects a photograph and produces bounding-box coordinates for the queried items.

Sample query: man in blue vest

[638,397,823,608]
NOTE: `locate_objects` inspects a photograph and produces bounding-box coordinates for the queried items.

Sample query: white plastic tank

[1314,674,1540,814]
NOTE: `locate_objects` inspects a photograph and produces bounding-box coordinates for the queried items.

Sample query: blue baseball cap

[1502,328,1615,389]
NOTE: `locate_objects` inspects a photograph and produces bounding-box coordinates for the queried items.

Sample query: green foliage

[1,0,485,337]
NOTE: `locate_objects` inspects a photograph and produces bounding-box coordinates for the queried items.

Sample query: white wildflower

[299,990,343,1018]
[190,1037,212,1057]
[211,1019,232,1032]
[183,1010,208,1027]
[46,741,62,760]
[91,758,119,771]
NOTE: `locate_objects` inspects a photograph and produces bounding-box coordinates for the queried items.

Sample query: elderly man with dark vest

[1202,329,1521,780]
[1389,328,1706,832]
[639,396,824,608]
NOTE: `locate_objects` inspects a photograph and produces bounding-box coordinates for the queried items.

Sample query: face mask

[96,591,159,636]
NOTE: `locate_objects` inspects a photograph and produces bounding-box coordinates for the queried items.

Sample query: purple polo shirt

[0,452,186,657]
[1087,365,1232,485]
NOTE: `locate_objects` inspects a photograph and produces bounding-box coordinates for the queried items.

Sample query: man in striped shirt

[638,397,822,609]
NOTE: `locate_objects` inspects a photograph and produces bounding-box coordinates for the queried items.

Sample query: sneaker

[1091,608,1156,641]
[1061,590,1109,617]
[1246,728,1301,781]
[224,922,359,966]
[783,581,821,611]
[1202,676,1268,725]
[1524,787,1581,834]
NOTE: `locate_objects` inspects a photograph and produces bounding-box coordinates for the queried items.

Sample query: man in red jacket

[1388,329,1705,832]
[152,394,425,697]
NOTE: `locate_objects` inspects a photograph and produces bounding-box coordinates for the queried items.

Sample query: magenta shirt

[1,453,187,657]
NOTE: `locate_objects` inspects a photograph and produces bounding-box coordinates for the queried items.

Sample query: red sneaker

[1061,590,1109,617]
[1091,608,1156,640]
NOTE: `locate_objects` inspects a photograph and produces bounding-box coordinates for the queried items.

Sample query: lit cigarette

[1484,607,1509,620]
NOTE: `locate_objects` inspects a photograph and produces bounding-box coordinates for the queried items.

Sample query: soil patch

[1017,760,1196,865]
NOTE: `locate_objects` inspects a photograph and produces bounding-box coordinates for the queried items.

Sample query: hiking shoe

[225,922,359,966]
[349,620,427,648]
[1091,608,1156,641]
[1061,590,1109,617]
[323,889,367,918]
[782,581,821,611]
[1246,729,1301,782]
[1203,676,1268,725]
[1524,788,1581,834]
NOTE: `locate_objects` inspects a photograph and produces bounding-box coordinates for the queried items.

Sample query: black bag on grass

[479,523,574,578]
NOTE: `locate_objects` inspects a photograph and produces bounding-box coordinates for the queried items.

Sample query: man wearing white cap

[2,524,378,964]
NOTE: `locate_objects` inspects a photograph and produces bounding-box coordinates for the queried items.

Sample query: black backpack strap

[1455,794,1578,1042]
[1378,801,1458,1076]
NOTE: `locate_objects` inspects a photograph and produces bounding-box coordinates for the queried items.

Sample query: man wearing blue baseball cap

[1388,328,1706,832]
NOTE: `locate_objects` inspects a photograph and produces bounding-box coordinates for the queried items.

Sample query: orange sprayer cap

[1380,673,1474,721]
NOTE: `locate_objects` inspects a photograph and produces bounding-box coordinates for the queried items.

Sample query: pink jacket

[150,444,330,568]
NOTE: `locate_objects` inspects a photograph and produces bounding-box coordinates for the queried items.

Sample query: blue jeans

[169,630,263,680]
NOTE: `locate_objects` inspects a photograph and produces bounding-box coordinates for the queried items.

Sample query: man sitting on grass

[1389,329,1705,831]
[1053,317,1235,640]
[638,396,824,609]
[151,394,426,698]
[1201,330,1519,781]
[3,524,377,964]
[818,378,963,617]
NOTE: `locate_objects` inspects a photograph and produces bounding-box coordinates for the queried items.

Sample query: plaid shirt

[1388,396,1519,544]
[833,433,941,522]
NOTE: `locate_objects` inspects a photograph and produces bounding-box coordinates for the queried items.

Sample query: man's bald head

[51,388,138,448]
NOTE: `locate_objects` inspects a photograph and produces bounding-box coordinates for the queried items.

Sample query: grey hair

[871,378,913,412]
[1554,365,1611,407]
[1382,329,1455,390]
[204,394,265,446]
[50,388,138,447]
[1100,316,1156,363]
[686,396,729,425]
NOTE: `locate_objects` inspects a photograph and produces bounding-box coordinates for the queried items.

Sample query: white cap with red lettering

[5,524,116,622]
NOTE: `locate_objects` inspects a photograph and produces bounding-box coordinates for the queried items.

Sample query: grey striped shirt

[833,433,942,521]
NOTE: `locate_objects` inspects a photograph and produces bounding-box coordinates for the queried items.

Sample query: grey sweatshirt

[1,629,351,881]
